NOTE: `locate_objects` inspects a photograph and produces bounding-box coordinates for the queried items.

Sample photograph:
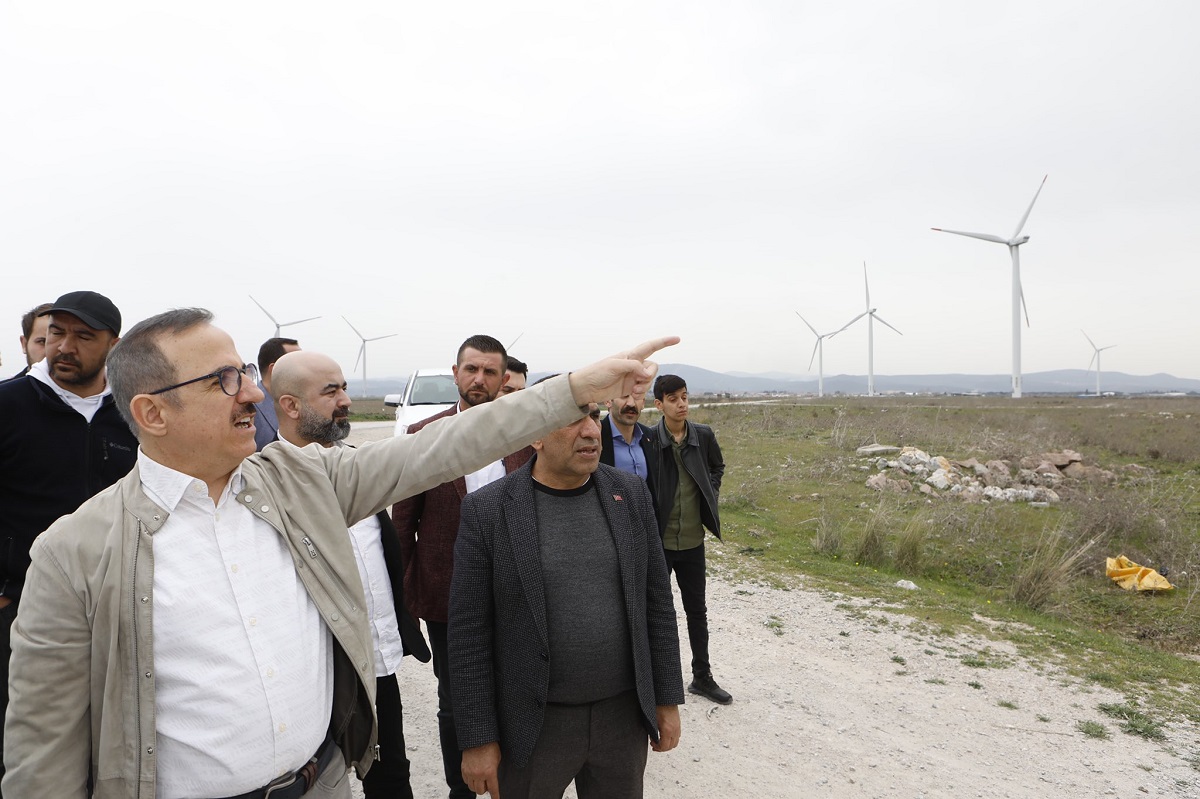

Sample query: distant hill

[652,364,1200,396]
[348,367,1200,398]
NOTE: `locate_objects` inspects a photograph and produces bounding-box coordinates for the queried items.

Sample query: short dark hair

[456,335,506,365]
[505,355,528,378]
[653,374,687,401]
[532,373,559,386]
[20,303,54,339]
[108,308,215,434]
[258,337,299,372]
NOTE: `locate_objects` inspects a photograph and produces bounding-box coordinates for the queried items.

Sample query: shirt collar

[138,449,246,511]
[608,414,642,445]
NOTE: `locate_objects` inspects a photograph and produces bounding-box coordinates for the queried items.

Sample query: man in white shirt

[3,305,675,799]
[272,350,431,799]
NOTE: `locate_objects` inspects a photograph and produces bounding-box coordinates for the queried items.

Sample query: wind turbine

[343,317,398,398]
[1082,330,1116,397]
[932,175,1048,398]
[249,295,321,337]
[838,263,901,397]
[795,312,843,398]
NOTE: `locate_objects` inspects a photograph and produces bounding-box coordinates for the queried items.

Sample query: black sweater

[0,375,137,602]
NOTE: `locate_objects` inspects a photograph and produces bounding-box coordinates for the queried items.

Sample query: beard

[49,354,104,387]
[297,405,351,445]
[459,385,497,408]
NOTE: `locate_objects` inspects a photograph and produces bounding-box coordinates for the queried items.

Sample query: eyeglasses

[148,363,260,397]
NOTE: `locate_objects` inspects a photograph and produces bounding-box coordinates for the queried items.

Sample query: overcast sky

[2,1,1197,385]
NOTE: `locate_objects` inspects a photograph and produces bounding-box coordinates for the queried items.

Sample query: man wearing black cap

[0,289,137,791]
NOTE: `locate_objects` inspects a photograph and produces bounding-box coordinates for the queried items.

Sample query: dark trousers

[425,620,472,799]
[0,602,14,797]
[361,672,412,799]
[499,690,649,799]
[662,542,710,677]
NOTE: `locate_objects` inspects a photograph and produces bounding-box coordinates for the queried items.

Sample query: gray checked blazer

[447,459,684,769]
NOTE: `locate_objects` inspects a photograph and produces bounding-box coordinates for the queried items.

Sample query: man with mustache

[271,350,431,799]
[4,306,675,798]
[0,290,137,793]
[392,333,532,799]
[600,391,660,503]
[450,397,683,798]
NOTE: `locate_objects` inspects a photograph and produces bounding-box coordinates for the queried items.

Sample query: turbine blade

[1019,282,1030,327]
[507,332,524,350]
[836,311,868,334]
[1100,345,1117,352]
[281,315,321,327]
[873,314,903,336]
[249,295,278,324]
[795,311,819,337]
[1011,175,1048,240]
[354,343,364,372]
[367,333,399,342]
[1086,351,1096,373]
[931,228,1008,245]
[342,316,365,339]
[1081,329,1097,350]
[863,262,870,308]
[808,339,820,371]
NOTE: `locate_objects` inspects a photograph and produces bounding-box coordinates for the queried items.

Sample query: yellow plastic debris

[1105,554,1174,592]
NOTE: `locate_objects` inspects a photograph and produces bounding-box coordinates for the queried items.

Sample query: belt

[215,736,341,799]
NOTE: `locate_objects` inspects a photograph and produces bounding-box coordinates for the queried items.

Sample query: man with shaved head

[272,351,430,799]
[3,304,675,799]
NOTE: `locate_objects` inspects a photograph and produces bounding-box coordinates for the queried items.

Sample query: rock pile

[858,446,1118,504]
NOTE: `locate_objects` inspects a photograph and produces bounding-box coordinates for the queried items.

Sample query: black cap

[40,291,122,336]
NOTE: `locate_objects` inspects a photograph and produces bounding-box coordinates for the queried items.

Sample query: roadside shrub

[853,499,891,567]
[1009,528,1095,611]
[894,517,926,576]
[812,504,843,557]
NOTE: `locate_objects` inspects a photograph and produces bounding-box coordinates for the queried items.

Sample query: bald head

[272,351,352,447]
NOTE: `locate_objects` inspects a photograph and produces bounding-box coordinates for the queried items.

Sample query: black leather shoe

[688,673,733,705]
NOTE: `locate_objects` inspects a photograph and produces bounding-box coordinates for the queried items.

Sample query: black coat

[0,375,137,602]
[599,415,660,509]
[448,461,683,768]
[651,419,724,539]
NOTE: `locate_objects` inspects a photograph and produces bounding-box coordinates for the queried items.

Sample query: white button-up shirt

[139,451,332,799]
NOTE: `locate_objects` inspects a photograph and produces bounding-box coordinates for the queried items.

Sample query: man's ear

[106,334,121,354]
[129,394,168,439]
[277,394,302,421]
[653,398,664,411]
[531,439,544,453]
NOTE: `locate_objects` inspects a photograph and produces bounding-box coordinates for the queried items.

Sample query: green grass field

[691,395,1200,724]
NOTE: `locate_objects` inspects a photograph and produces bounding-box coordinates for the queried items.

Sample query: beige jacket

[3,376,581,798]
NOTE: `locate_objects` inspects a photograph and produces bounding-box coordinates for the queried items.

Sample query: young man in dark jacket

[652,374,732,705]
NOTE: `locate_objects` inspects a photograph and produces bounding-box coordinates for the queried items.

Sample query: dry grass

[1009,528,1097,611]
[893,516,926,577]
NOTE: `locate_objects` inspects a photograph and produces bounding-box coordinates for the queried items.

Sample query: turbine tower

[795,312,843,398]
[838,263,901,397]
[932,175,1048,398]
[1082,330,1116,397]
[343,317,398,398]
[249,295,321,337]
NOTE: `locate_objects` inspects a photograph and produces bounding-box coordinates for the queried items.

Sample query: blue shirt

[608,415,648,480]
